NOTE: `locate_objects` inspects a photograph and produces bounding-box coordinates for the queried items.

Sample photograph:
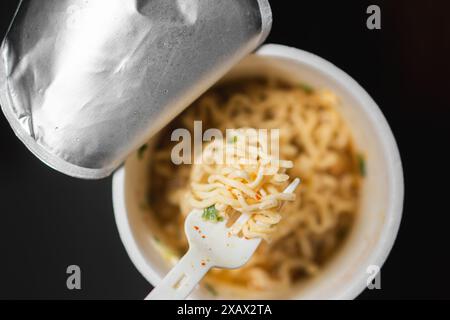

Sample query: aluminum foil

[0,0,272,179]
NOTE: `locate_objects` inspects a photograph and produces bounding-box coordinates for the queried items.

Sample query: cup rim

[112,44,404,299]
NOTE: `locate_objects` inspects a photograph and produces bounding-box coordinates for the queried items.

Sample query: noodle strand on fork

[186,129,296,240]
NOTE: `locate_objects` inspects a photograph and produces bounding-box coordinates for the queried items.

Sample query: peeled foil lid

[0,0,272,179]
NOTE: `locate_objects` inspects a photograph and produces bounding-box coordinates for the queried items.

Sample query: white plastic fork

[145,178,300,300]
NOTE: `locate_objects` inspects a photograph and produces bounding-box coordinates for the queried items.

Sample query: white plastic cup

[112,44,404,299]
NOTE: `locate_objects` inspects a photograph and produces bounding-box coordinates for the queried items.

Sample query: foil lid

[0,0,272,179]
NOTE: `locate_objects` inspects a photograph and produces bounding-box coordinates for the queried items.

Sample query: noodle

[146,79,362,295]
[185,129,296,240]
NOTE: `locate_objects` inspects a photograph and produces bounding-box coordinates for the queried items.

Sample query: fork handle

[145,247,212,300]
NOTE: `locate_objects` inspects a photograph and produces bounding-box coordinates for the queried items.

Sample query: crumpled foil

[0,0,271,178]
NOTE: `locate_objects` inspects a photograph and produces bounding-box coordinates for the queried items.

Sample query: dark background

[0,1,449,299]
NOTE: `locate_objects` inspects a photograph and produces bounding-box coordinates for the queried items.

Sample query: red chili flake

[255,191,262,201]
[201,262,206,266]
[202,235,206,239]
[194,226,199,231]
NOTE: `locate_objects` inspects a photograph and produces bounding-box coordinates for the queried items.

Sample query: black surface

[0,1,449,299]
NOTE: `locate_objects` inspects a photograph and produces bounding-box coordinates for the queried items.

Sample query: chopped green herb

[358,154,366,177]
[137,144,148,159]
[139,201,148,211]
[299,83,314,94]
[228,135,238,144]
[153,236,161,243]
[204,283,218,296]
[202,205,222,222]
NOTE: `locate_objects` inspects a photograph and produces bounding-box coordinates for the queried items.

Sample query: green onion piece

[137,144,148,159]
[153,236,161,243]
[202,205,222,222]
[299,83,314,94]
[139,201,148,211]
[204,283,218,296]
[358,154,366,177]
[228,135,238,144]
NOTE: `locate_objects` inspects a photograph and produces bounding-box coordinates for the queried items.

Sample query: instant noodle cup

[112,45,404,299]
